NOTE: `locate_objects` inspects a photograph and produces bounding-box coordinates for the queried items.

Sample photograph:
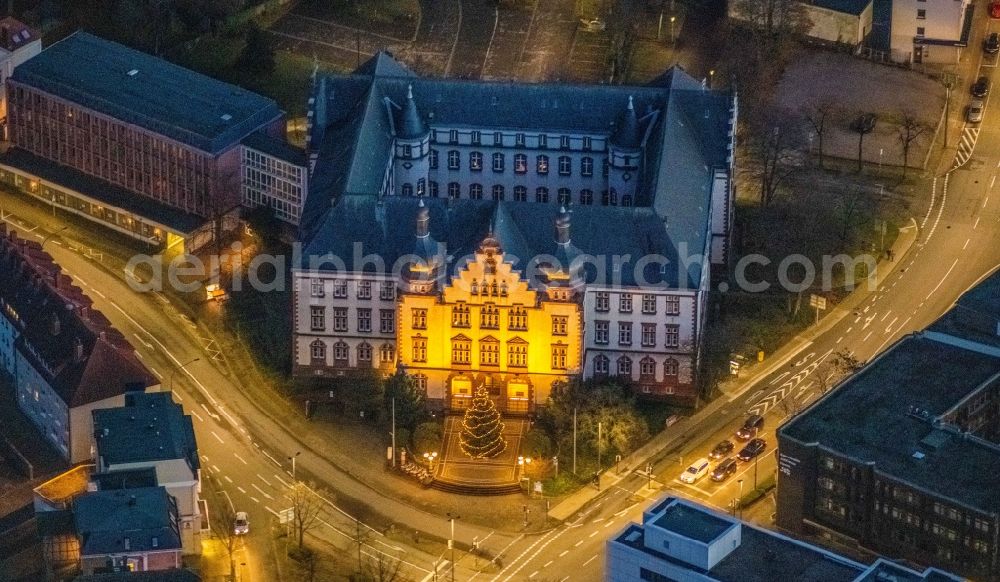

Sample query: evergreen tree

[459,387,507,459]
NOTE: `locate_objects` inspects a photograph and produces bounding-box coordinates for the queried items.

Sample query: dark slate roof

[300,196,698,288]
[36,508,76,537]
[354,50,416,78]
[653,500,733,543]
[781,332,1000,513]
[0,148,205,235]
[13,31,282,155]
[92,468,159,491]
[812,0,873,16]
[73,571,201,582]
[0,17,38,52]
[302,54,733,288]
[73,487,181,555]
[93,392,200,473]
[396,86,427,139]
[928,269,1000,349]
[0,225,156,407]
[610,96,641,149]
[242,131,307,166]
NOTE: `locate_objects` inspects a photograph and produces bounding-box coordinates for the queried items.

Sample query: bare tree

[287,482,326,550]
[834,187,868,242]
[802,101,837,168]
[896,111,927,176]
[831,348,863,375]
[365,551,406,582]
[747,107,803,207]
[731,0,812,66]
[209,491,240,582]
[851,113,877,172]
[606,0,644,84]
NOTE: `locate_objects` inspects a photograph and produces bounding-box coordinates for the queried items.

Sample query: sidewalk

[549,218,920,522]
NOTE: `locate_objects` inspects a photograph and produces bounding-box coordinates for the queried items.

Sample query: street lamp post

[447,513,459,582]
[168,357,200,392]
[670,16,676,45]
[646,463,653,490]
[289,451,302,481]
[754,454,760,490]
[423,451,438,471]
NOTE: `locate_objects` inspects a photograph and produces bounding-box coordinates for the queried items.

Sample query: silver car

[234,511,249,535]
[968,100,985,123]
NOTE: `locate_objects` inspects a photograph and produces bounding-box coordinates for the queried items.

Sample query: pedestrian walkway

[954,126,980,169]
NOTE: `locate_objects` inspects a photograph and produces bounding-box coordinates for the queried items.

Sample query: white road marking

[257,474,272,486]
[880,310,892,322]
[211,431,225,444]
[885,316,899,334]
[583,556,597,567]
[150,367,163,379]
[252,484,273,500]
[265,506,279,516]
[589,531,598,538]
[863,331,873,342]
[528,572,538,579]
[237,486,247,494]
[544,561,553,568]
[836,336,843,344]
[234,453,248,465]
[212,465,220,473]
[250,496,259,503]
[559,550,569,557]
[925,259,959,300]
[190,409,204,422]
[274,474,291,488]
[574,540,583,547]
[974,216,981,229]
[964,238,971,250]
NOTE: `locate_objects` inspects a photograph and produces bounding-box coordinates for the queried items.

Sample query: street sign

[809,294,827,310]
[278,508,294,524]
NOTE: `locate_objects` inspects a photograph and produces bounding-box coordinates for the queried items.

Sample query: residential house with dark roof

[292,52,736,409]
[0,31,289,249]
[0,223,156,462]
[777,270,1000,580]
[607,496,964,582]
[93,392,202,554]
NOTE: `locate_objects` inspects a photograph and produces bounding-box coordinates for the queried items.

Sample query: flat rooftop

[653,501,733,543]
[12,31,282,155]
[781,332,1000,513]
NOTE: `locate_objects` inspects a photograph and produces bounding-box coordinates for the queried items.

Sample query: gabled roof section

[354,50,416,78]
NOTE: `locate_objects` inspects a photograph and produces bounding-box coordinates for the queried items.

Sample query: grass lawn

[294,0,420,39]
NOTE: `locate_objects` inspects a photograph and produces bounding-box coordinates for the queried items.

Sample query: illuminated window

[470,151,483,171]
[665,324,680,348]
[537,155,549,175]
[310,306,325,331]
[452,336,471,364]
[453,304,470,327]
[481,338,500,365]
[508,307,527,330]
[412,308,427,330]
[551,315,568,336]
[551,344,567,369]
[380,343,395,363]
[310,340,325,361]
[412,337,427,363]
[508,339,528,367]
[514,154,527,174]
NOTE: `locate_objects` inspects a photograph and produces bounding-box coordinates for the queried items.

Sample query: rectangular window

[380,310,395,333]
[310,306,325,331]
[453,304,470,327]
[619,293,632,313]
[552,315,568,336]
[581,157,593,177]
[618,322,632,346]
[595,292,610,312]
[333,280,348,298]
[538,134,547,148]
[492,152,504,173]
[551,344,567,369]
[665,324,680,348]
[412,308,427,330]
[452,339,471,364]
[515,133,525,147]
[916,26,925,37]
[332,307,348,332]
[916,8,925,19]
[641,323,656,347]
[481,341,499,365]
[641,294,656,314]
[560,136,570,149]
[583,136,592,151]
[558,156,571,176]
[471,130,481,145]
[494,131,503,146]
[448,150,460,169]
[380,281,395,300]
[594,320,609,344]
[310,279,324,297]
[508,307,527,330]
[508,342,527,367]
[449,130,458,144]
[665,295,680,315]
[412,337,427,363]
[470,151,483,171]
[357,280,372,300]
[357,308,372,333]
[429,149,438,169]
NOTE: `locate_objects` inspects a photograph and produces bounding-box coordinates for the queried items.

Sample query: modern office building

[777,271,1000,580]
[0,223,155,462]
[292,52,737,409]
[0,31,289,248]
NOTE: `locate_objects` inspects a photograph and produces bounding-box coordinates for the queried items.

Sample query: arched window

[470,151,483,171]
[310,340,326,361]
[581,156,594,177]
[357,342,372,364]
[580,189,593,205]
[492,184,505,201]
[333,341,349,365]
[558,155,572,176]
[514,185,527,202]
[380,343,395,364]
[413,373,428,393]
[537,155,549,175]
[594,355,609,375]
[492,152,505,172]
[617,356,632,376]
[448,182,461,199]
[448,150,460,169]
[470,183,483,199]
[621,193,633,207]
[401,183,413,197]
[664,358,679,376]
[536,187,549,203]
[640,357,656,378]
[514,153,528,174]
[428,181,439,197]
[557,188,571,205]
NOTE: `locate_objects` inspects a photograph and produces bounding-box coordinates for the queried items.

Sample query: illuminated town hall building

[291,53,737,412]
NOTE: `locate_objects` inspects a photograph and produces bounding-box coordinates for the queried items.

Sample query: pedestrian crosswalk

[954,126,980,168]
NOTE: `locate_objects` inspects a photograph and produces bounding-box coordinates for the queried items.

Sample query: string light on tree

[459,387,507,459]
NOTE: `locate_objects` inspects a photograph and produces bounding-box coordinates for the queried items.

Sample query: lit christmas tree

[459,387,507,459]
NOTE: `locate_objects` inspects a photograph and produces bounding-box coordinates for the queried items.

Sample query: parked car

[985,32,1000,54]
[735,414,764,441]
[738,438,767,462]
[708,440,734,460]
[679,457,711,484]
[973,76,991,98]
[579,17,606,32]
[234,511,249,535]
[968,100,985,123]
[711,458,738,482]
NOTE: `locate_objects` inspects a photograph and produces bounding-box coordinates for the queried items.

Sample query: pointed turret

[396,84,427,139]
[611,95,641,150]
[405,199,441,290]
[546,207,583,293]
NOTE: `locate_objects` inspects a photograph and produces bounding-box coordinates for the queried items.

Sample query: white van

[679,457,711,484]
